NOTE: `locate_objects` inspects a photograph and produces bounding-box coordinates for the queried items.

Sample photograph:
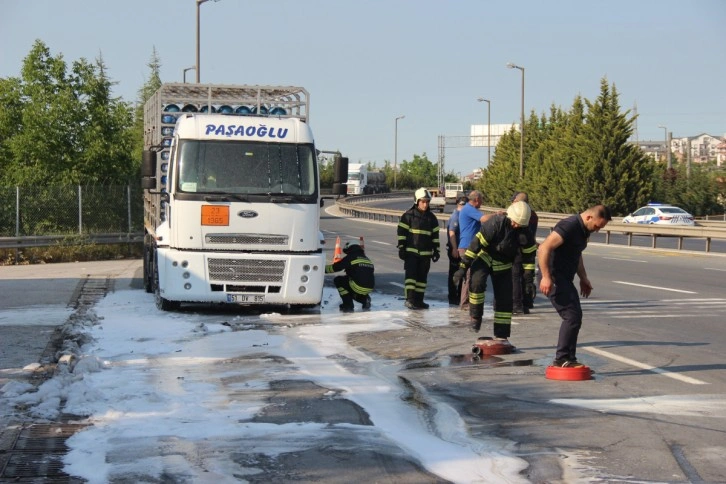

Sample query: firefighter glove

[452,268,466,287]
[431,251,440,263]
[398,248,407,261]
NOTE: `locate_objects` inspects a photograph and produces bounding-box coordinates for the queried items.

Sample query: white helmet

[414,188,432,203]
[507,200,531,226]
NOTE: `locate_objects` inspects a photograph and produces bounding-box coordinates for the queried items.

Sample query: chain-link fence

[0,185,144,237]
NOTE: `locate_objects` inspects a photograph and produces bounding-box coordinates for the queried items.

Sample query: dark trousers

[333,275,354,305]
[447,250,462,304]
[511,253,533,310]
[404,255,431,302]
[334,275,371,306]
[469,258,513,338]
[548,278,583,361]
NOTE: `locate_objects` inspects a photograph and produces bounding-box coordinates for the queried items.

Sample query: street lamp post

[507,63,525,178]
[183,66,196,83]
[394,115,405,190]
[658,125,672,169]
[477,98,491,166]
[196,0,219,83]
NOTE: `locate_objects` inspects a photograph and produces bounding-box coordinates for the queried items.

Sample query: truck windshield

[176,140,316,197]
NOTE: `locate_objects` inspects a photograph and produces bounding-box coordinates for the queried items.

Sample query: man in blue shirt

[456,190,487,308]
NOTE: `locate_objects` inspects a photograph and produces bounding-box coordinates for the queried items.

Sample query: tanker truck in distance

[141,83,326,311]
[346,163,389,195]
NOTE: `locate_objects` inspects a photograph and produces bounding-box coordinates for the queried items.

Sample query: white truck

[443,183,464,204]
[427,187,446,213]
[346,163,389,195]
[141,83,325,310]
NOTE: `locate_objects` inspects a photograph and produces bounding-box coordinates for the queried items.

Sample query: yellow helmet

[414,188,432,203]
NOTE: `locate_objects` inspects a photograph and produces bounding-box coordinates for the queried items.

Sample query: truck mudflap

[156,248,325,306]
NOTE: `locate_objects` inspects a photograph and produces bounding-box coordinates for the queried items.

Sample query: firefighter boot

[414,292,430,310]
[339,295,354,313]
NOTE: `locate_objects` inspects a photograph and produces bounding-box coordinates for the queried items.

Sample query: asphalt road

[325,200,726,483]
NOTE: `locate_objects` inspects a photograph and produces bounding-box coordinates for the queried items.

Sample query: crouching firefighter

[397,188,441,309]
[325,242,375,312]
[453,201,537,339]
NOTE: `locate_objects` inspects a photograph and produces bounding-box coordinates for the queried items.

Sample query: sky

[1,0,725,175]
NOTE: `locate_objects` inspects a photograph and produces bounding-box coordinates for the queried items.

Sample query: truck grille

[206,233,288,245]
[208,258,285,282]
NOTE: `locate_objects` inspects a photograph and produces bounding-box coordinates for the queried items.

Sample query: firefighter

[453,201,537,339]
[397,188,441,309]
[325,242,375,312]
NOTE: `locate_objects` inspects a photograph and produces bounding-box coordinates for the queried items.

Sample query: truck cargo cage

[144,83,309,147]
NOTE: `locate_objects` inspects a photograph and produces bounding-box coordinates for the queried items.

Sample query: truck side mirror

[141,150,156,178]
[333,156,349,184]
[141,177,157,190]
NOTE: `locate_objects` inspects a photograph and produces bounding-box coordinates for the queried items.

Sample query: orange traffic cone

[333,236,343,263]
[359,236,365,250]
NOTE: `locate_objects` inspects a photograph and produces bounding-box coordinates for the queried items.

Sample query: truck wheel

[154,256,180,311]
[290,303,321,314]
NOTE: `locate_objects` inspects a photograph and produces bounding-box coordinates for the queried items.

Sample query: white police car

[622,203,695,226]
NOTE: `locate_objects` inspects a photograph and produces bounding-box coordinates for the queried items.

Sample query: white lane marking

[371,240,393,246]
[704,267,726,272]
[603,257,647,263]
[390,282,405,288]
[611,314,700,318]
[581,346,708,385]
[612,281,696,294]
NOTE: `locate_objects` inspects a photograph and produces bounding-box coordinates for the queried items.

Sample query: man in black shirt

[538,205,612,368]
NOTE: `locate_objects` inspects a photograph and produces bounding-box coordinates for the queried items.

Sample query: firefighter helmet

[414,188,432,203]
[343,242,361,254]
[507,201,531,226]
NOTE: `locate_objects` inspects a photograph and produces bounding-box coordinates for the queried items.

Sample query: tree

[397,153,437,189]
[479,125,522,206]
[131,48,163,165]
[651,162,721,216]
[0,40,135,186]
[576,78,654,214]
[480,78,656,215]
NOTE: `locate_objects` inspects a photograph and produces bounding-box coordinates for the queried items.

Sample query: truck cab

[142,84,325,311]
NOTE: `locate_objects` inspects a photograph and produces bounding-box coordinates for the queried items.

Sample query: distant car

[622,204,695,226]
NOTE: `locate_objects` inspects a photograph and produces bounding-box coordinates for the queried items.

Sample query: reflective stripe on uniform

[469,291,485,305]
[493,311,511,325]
[350,279,372,296]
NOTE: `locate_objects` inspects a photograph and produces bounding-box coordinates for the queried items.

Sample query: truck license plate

[227,294,265,303]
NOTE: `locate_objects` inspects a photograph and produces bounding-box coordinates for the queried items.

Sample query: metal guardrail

[0,233,144,249]
[336,195,726,253]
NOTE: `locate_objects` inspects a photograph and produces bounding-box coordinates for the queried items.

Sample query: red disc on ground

[545,365,592,381]
[472,339,515,356]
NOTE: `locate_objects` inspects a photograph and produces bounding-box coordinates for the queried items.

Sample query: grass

[0,235,143,265]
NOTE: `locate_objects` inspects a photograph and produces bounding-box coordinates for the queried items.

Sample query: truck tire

[154,255,180,311]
